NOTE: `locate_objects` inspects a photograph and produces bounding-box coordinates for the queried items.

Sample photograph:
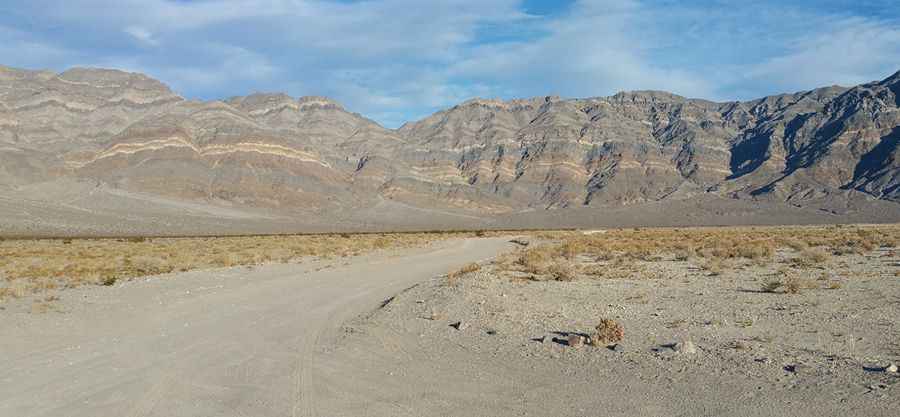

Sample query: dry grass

[547,262,576,282]
[492,224,899,283]
[792,247,831,268]
[447,262,481,286]
[784,275,818,294]
[0,232,461,301]
[761,274,818,294]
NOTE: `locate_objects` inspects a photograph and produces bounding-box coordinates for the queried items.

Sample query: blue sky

[1,0,899,127]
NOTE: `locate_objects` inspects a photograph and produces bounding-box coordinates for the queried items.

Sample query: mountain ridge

[1,64,899,231]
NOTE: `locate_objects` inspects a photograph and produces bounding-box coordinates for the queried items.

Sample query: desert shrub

[131,255,175,275]
[782,238,808,252]
[672,247,694,261]
[784,275,816,294]
[580,264,606,278]
[559,240,584,260]
[517,246,553,274]
[737,242,774,260]
[447,262,480,285]
[590,318,624,346]
[793,247,830,267]
[700,258,725,276]
[548,262,576,281]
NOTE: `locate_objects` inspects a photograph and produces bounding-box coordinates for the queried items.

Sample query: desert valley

[1,3,900,415]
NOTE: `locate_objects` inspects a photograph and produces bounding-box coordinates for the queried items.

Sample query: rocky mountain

[1,64,899,229]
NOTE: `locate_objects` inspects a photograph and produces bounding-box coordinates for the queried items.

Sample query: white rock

[886,363,898,373]
[568,334,584,348]
[450,321,468,330]
[674,340,697,354]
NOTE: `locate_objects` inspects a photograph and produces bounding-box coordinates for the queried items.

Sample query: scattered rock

[673,340,697,354]
[886,363,898,373]
[450,321,469,330]
[485,329,497,335]
[609,344,626,353]
[509,238,531,247]
[568,334,584,348]
[784,364,808,374]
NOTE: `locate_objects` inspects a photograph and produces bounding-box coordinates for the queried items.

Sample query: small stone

[540,335,556,345]
[568,334,584,348]
[886,363,898,373]
[609,344,625,353]
[450,321,468,330]
[673,340,697,354]
[784,364,807,374]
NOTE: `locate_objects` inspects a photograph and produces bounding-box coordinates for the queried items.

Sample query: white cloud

[741,17,900,92]
[446,0,717,100]
[2,0,899,128]
[124,26,159,46]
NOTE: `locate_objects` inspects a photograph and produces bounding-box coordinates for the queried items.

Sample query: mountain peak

[297,96,343,110]
[882,69,900,84]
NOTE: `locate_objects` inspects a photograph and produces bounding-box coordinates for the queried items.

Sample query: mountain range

[1,64,898,235]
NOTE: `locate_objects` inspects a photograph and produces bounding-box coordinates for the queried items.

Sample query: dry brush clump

[447,262,481,286]
[589,318,625,346]
[547,261,577,282]
[0,232,461,300]
[761,273,819,294]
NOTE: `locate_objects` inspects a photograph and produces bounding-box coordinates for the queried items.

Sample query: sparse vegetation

[447,262,481,285]
[489,224,898,283]
[784,275,817,294]
[547,262,576,281]
[0,232,463,300]
[590,318,624,346]
[793,247,831,267]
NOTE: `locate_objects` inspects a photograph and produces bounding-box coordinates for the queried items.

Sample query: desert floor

[1,228,898,416]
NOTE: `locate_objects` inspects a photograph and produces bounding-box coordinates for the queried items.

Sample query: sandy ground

[3,179,900,237]
[0,238,511,417]
[2,237,898,416]
[339,243,900,416]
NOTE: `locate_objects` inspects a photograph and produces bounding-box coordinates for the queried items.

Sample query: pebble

[673,341,697,354]
[568,334,584,348]
[450,321,469,330]
[610,343,626,353]
[886,363,898,373]
[784,364,807,374]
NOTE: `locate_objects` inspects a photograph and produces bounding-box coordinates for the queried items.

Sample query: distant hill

[1,64,898,235]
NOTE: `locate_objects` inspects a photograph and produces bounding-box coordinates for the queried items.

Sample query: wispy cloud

[1,0,898,127]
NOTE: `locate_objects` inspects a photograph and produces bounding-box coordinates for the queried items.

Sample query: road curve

[0,237,513,417]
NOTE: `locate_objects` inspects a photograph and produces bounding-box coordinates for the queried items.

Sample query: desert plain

[0,224,897,416]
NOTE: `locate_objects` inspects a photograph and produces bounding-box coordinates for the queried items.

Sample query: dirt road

[0,237,512,417]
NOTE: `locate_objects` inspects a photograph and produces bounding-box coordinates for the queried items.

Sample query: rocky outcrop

[1,65,898,215]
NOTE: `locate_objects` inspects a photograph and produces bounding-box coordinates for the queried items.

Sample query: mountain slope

[1,65,898,227]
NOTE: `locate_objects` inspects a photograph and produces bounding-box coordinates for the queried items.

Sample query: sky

[1,0,899,127]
